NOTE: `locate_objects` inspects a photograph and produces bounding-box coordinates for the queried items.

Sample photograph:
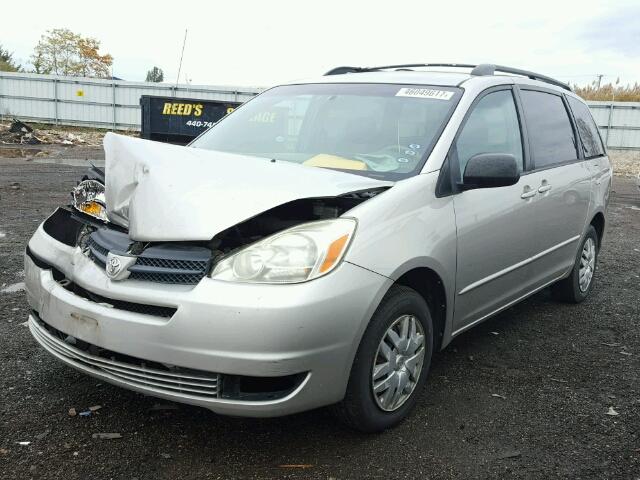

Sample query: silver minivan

[24,64,611,432]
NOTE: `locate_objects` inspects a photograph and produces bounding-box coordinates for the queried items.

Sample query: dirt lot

[0,146,639,480]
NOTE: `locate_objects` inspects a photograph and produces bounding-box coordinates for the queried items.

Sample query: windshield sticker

[395,88,454,100]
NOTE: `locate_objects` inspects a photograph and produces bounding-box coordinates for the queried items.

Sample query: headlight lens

[72,179,108,222]
[211,218,356,283]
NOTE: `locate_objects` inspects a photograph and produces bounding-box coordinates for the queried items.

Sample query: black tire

[332,285,434,433]
[551,225,599,303]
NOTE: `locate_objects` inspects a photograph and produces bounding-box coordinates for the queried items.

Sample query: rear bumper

[25,221,392,417]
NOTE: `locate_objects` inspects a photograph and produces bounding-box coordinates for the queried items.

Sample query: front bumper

[25,221,391,417]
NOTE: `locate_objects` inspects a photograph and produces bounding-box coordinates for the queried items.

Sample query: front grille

[65,282,177,319]
[30,314,221,399]
[129,256,210,284]
[87,236,109,267]
[86,229,211,285]
[27,249,176,319]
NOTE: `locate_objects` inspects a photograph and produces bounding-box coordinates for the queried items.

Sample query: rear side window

[455,90,523,176]
[567,96,604,158]
[520,90,577,168]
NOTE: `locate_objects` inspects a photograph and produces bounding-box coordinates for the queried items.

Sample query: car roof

[284,70,473,88]
[282,67,580,99]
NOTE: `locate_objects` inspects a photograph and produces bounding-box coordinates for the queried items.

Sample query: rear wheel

[552,225,598,303]
[333,285,433,432]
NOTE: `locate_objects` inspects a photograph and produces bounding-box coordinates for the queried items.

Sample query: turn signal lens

[319,234,349,273]
[80,201,105,217]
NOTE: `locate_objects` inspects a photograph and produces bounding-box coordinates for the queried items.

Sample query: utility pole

[596,74,603,89]
[176,29,188,87]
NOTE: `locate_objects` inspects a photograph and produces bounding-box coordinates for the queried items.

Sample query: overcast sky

[3,0,640,88]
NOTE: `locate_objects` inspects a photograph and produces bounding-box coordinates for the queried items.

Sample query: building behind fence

[1,71,639,150]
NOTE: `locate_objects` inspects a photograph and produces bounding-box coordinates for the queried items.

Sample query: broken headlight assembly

[211,218,356,284]
[72,179,108,222]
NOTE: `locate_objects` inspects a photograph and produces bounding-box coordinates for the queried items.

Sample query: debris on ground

[35,430,51,440]
[8,119,32,134]
[68,408,77,417]
[606,407,619,416]
[497,450,522,460]
[1,282,25,294]
[79,410,92,417]
[88,405,102,412]
[17,441,31,446]
[491,394,506,399]
[1,119,123,146]
[91,433,122,440]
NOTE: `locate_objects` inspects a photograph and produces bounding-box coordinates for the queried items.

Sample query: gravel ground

[609,150,640,177]
[0,148,639,480]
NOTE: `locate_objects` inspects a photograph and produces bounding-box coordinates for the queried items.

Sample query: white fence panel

[587,101,640,150]
[1,72,639,150]
[0,71,262,131]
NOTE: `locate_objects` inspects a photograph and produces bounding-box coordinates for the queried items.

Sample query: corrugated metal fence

[0,71,261,131]
[588,101,640,150]
[1,71,639,150]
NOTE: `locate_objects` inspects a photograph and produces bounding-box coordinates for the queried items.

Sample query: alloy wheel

[579,237,596,292]
[371,314,425,412]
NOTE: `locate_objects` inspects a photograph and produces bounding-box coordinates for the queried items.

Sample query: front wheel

[552,225,599,303]
[333,285,433,432]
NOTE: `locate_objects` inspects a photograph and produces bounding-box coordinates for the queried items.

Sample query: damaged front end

[45,133,390,287]
[45,186,387,287]
[25,133,397,415]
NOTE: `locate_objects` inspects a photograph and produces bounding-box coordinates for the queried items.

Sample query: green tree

[31,28,113,77]
[145,66,164,82]
[0,45,21,72]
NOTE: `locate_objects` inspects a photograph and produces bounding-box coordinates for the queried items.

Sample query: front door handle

[538,184,552,193]
[521,187,537,199]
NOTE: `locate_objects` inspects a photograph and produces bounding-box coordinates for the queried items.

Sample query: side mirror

[461,153,520,190]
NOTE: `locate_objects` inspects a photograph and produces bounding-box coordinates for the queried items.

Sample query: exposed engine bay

[62,168,388,284]
[50,133,393,285]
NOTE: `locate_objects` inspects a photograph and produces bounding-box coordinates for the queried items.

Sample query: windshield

[191,83,461,180]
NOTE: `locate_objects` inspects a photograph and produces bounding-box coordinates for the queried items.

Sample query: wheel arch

[590,211,605,248]
[394,266,448,351]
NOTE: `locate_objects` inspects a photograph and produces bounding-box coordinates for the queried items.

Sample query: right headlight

[210,218,356,284]
[72,179,108,222]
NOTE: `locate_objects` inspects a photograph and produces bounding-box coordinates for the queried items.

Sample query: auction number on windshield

[186,120,215,128]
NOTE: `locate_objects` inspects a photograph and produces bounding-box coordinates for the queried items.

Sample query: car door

[515,88,593,287]
[450,87,538,334]
[567,95,612,216]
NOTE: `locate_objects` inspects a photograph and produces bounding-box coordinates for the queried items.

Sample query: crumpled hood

[104,133,389,241]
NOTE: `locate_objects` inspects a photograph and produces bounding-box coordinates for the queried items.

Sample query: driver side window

[455,90,523,176]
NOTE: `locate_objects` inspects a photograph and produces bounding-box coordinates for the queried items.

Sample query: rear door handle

[538,184,552,193]
[521,188,537,199]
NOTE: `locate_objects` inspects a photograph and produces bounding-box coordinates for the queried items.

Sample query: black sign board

[140,95,242,144]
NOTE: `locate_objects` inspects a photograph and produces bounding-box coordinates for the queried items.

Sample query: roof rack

[324,63,571,92]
